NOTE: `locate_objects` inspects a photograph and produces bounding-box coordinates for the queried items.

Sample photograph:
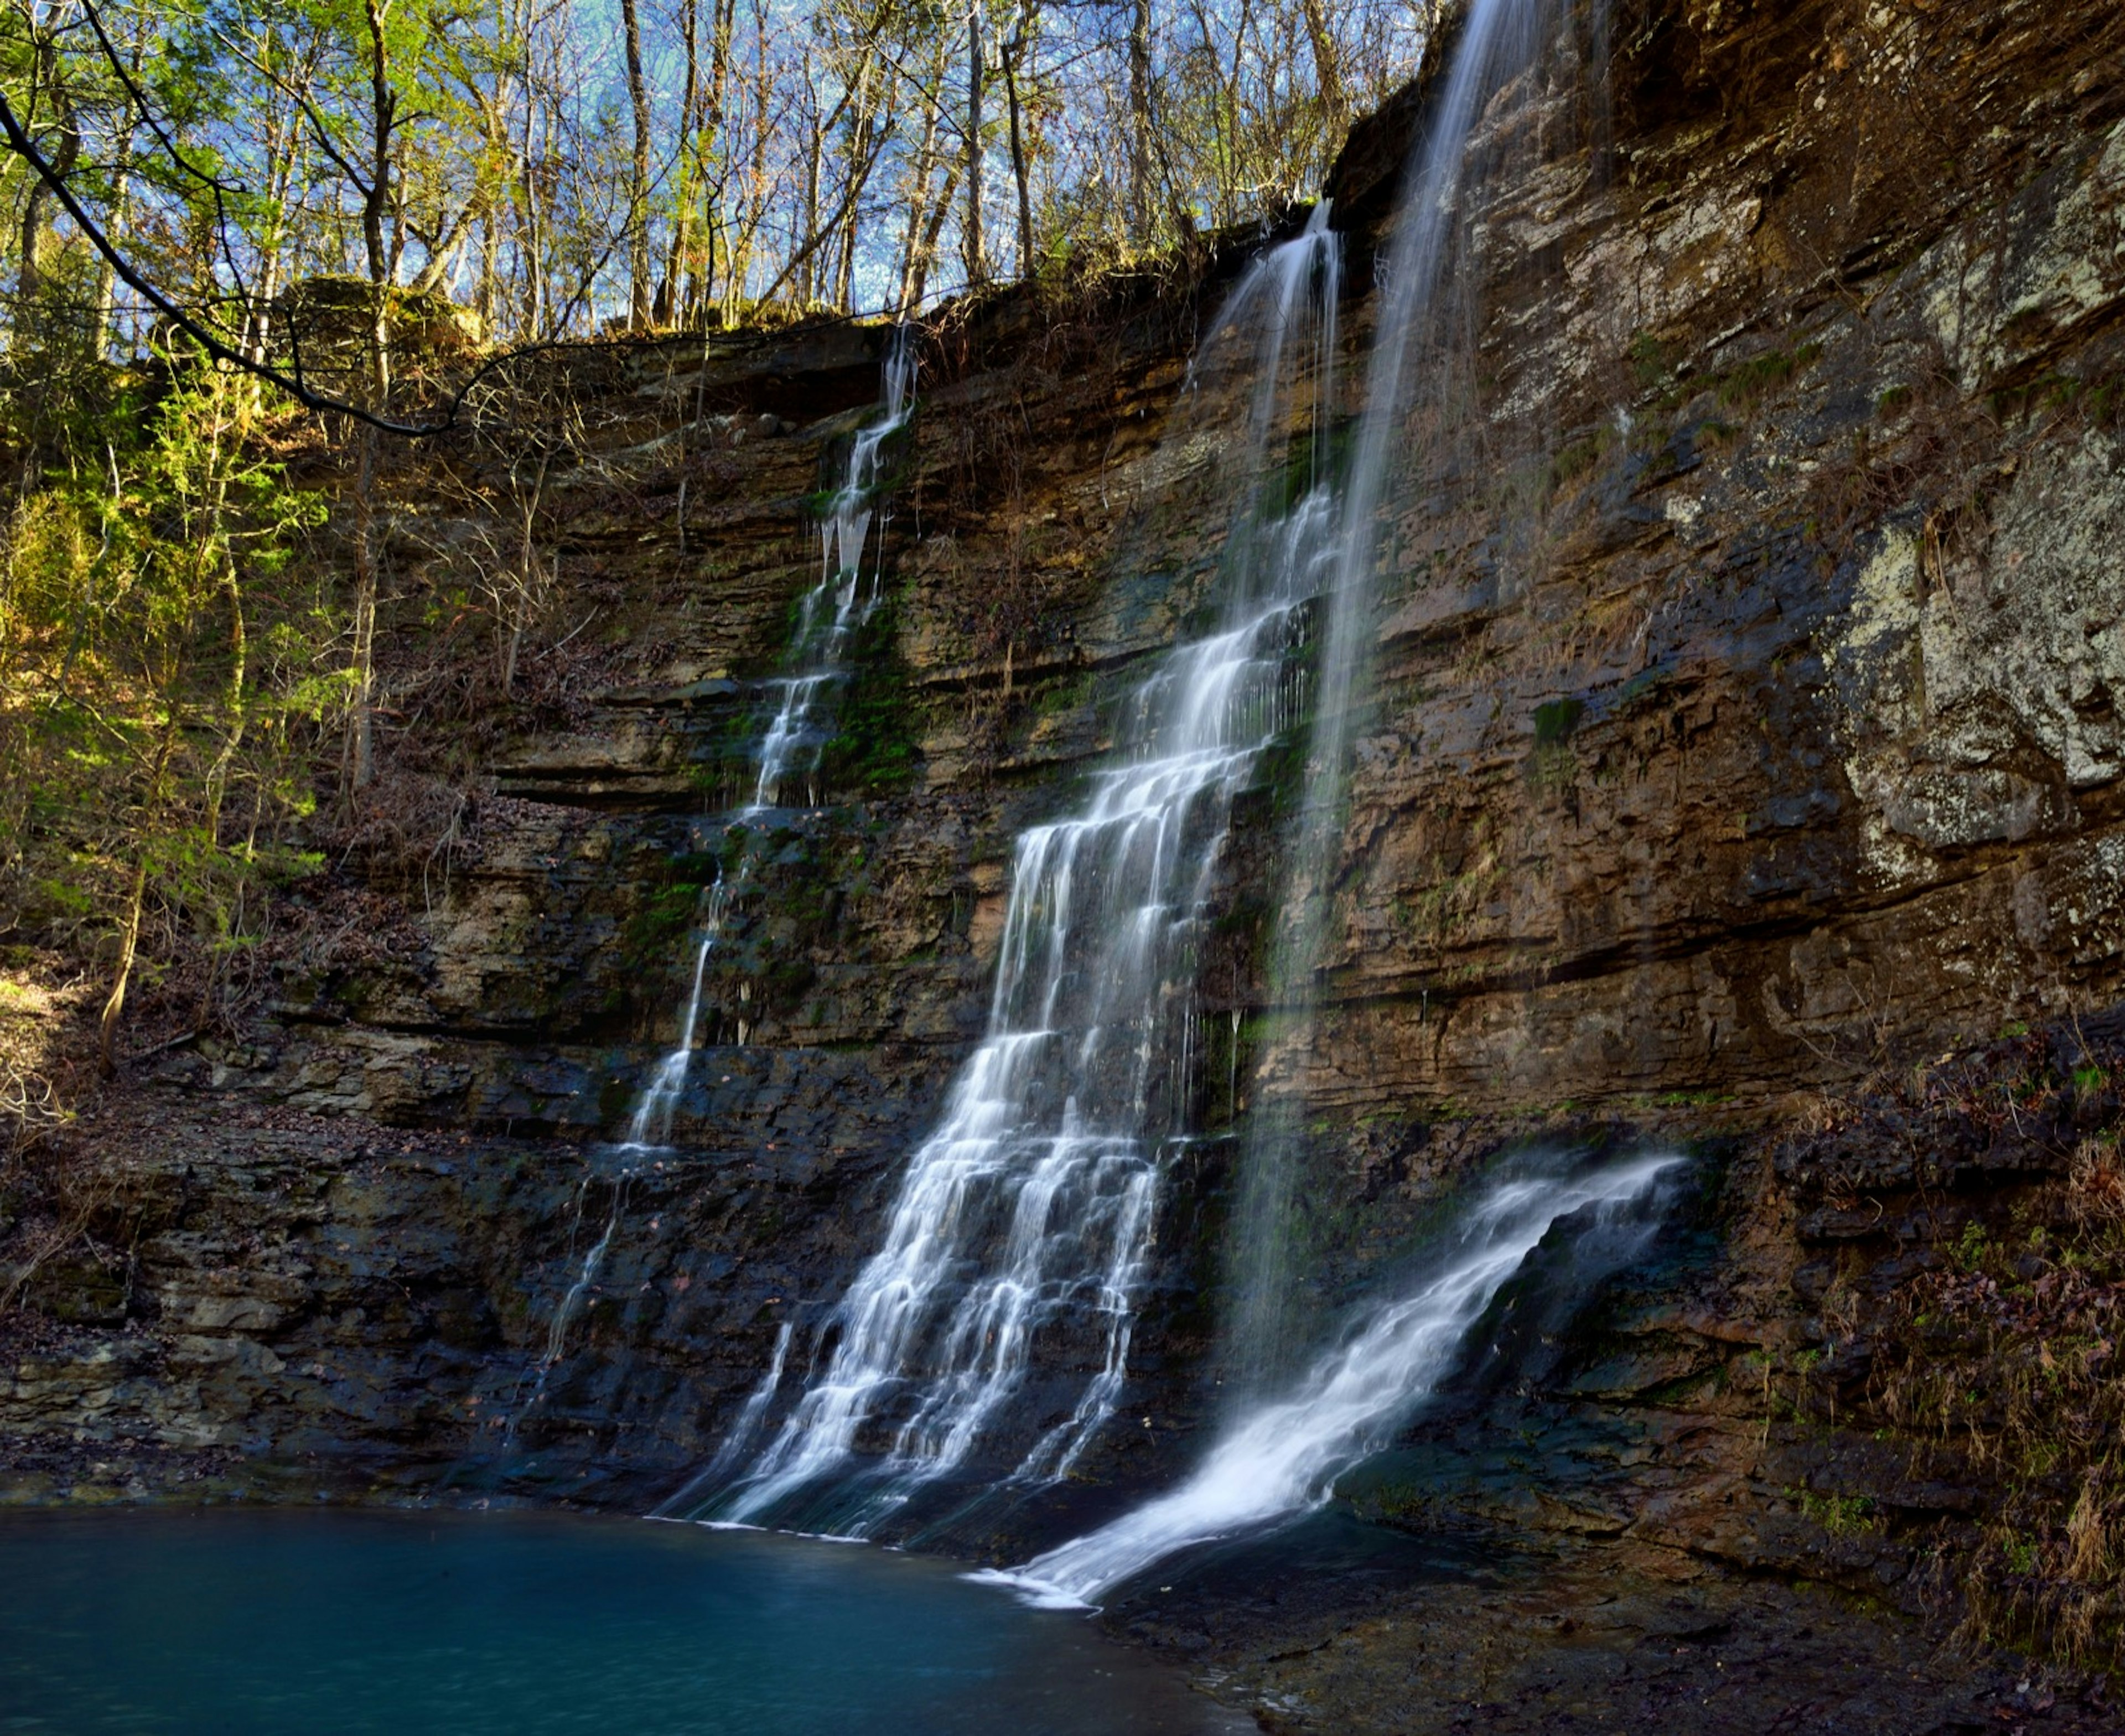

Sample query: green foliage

[1714,341,1824,411]
[1549,427,1615,491]
[1532,697,1585,746]
[1796,1487,1882,1537]
[0,355,331,1037]
[816,599,921,795]
[1627,331,1674,391]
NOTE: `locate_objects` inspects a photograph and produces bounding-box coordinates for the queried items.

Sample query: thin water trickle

[994,1152,1680,1606]
[512,337,916,1445]
[505,1165,635,1444]
[629,328,916,1132]
[697,213,1345,1532]
[621,880,730,1151]
[752,333,918,812]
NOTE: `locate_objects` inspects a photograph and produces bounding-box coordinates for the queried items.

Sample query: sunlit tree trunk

[99,722,175,1079]
[347,0,399,795]
[621,0,654,326]
[963,2,984,287]
[658,0,701,322]
[16,19,81,314]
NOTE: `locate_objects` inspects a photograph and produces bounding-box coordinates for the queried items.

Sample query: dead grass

[1860,1072,2125,1676]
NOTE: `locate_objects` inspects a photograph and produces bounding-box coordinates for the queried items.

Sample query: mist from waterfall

[683,212,1346,1536]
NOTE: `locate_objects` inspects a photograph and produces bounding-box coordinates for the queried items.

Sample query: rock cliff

[7,0,2125,1725]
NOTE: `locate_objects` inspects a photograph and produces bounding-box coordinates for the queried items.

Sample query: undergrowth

[1869,1115,2125,1677]
[1787,1029,2125,1681]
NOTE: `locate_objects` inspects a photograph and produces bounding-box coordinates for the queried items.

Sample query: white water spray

[996,1152,1678,1606]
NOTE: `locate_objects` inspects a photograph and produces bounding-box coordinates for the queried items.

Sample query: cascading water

[996,1152,1679,1605]
[620,880,731,1152]
[629,328,917,1135]
[753,334,918,812]
[688,214,1345,1535]
[508,337,915,1445]
[976,0,1634,1607]
[1227,0,1588,1397]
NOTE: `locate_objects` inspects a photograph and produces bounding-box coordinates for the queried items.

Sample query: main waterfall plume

[675,213,1345,1536]
[985,0,1642,1606]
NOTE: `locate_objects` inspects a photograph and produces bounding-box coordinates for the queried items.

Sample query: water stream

[694,214,1345,1533]
[754,334,919,812]
[982,0,1636,1610]
[511,335,916,1444]
[1226,0,1577,1397]
[683,0,1627,1572]
[994,1151,1678,1605]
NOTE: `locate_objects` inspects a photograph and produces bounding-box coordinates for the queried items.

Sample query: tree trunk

[348,0,397,794]
[17,25,81,313]
[801,53,822,305]
[1002,12,1034,278]
[909,166,959,310]
[964,3,986,288]
[1299,0,1345,125]
[94,29,151,352]
[99,724,177,1079]
[894,43,947,311]
[621,0,655,326]
[349,424,380,791]
[1127,0,1152,246]
[659,0,701,323]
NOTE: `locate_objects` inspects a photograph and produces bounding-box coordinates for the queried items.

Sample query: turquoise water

[0,1509,1239,1735]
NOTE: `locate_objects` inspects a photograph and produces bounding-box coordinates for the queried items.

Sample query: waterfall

[508,336,915,1448]
[690,213,1345,1535]
[753,333,918,811]
[994,1152,1678,1605]
[975,0,1634,1608]
[1227,0,1582,1396]
[503,1167,636,1445]
[620,880,730,1151]
[633,328,916,1131]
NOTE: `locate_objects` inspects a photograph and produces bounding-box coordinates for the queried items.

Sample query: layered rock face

[7,0,2125,1721]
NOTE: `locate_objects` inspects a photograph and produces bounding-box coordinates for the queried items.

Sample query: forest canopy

[0,0,1439,356]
